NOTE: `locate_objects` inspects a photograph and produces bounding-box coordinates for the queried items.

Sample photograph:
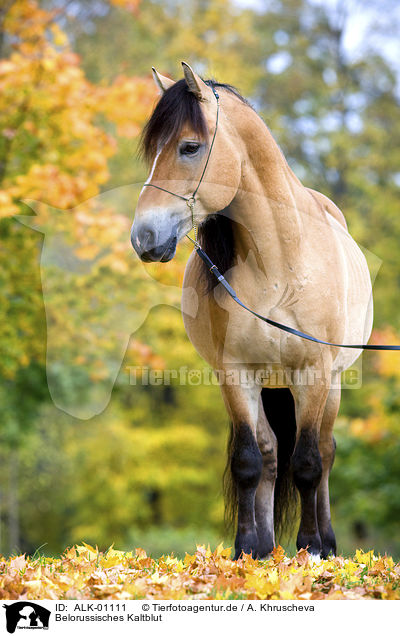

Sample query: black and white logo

[3,603,50,633]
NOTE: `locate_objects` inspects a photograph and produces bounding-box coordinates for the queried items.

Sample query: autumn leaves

[1,543,399,600]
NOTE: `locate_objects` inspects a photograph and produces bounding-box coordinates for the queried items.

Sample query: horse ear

[181,61,209,101]
[151,67,175,94]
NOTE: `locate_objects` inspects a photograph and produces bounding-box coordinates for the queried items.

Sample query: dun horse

[131,62,373,559]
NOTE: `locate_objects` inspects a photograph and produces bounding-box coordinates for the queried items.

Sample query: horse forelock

[140,78,250,163]
[140,79,208,162]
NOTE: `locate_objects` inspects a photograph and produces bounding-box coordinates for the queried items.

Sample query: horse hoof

[296,532,322,557]
[234,532,259,560]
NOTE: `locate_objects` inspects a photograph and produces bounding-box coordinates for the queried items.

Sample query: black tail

[223,388,298,541]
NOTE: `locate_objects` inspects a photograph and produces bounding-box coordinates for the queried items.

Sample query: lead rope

[142,86,400,351]
[194,245,400,351]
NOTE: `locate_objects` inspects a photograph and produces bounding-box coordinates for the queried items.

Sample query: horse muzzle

[131,225,178,262]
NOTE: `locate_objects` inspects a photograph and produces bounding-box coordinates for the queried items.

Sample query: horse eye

[179,142,201,156]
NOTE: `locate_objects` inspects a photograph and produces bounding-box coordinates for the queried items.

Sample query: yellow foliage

[355,548,375,565]
[0,0,160,376]
[373,328,400,379]
[1,544,399,600]
[1,0,153,225]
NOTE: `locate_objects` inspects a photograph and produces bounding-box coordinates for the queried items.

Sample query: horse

[131,62,373,560]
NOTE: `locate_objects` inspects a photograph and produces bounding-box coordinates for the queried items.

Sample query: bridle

[142,84,220,244]
[140,85,400,352]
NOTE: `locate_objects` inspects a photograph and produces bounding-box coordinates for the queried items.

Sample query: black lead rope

[194,244,400,351]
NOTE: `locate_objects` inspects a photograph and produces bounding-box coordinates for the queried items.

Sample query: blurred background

[1,0,400,559]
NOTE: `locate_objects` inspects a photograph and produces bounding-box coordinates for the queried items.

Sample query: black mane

[198,211,237,292]
[141,78,250,290]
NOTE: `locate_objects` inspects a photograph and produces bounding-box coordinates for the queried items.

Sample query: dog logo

[3,602,50,633]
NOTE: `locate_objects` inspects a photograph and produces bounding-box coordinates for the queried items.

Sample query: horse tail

[261,388,299,541]
[223,420,237,537]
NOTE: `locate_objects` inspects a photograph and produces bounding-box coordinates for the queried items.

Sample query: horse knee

[231,424,262,490]
[292,429,322,491]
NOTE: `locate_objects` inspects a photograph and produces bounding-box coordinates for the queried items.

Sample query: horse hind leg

[254,394,277,558]
[256,388,298,557]
[266,388,298,536]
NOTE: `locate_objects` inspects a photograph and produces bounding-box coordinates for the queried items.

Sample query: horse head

[131,62,242,262]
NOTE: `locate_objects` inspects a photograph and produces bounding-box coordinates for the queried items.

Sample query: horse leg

[291,384,330,557]
[317,386,340,558]
[255,395,277,558]
[221,384,263,559]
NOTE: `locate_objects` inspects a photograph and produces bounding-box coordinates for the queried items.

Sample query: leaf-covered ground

[0,544,399,600]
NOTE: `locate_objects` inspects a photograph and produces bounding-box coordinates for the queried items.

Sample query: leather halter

[141,85,400,352]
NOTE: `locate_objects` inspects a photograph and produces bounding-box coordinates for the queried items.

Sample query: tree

[253,0,400,327]
[0,0,157,552]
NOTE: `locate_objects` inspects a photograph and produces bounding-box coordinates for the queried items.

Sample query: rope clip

[186,196,195,210]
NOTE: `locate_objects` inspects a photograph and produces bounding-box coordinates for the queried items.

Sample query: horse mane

[198,210,236,292]
[140,77,249,290]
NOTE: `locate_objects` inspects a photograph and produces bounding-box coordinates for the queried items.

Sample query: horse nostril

[131,226,156,254]
[138,227,155,251]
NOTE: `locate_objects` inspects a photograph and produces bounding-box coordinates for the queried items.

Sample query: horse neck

[228,102,306,269]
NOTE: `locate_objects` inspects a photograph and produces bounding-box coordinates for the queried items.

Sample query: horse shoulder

[181,250,222,368]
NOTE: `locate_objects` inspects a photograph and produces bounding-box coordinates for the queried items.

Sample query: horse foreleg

[255,397,277,558]
[317,386,340,558]
[291,383,330,557]
[221,384,263,560]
